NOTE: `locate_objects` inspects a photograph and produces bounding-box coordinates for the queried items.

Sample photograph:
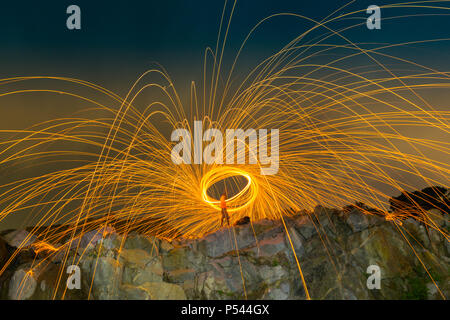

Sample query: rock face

[2,230,36,249]
[0,207,448,300]
[0,237,8,267]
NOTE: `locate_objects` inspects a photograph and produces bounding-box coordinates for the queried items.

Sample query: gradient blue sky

[0,0,449,94]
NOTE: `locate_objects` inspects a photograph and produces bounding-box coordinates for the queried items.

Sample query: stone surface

[120,282,186,300]
[3,230,36,248]
[8,267,37,300]
[345,210,370,232]
[0,207,448,300]
[0,237,8,267]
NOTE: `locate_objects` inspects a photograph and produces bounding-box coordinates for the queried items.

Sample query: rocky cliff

[0,206,448,300]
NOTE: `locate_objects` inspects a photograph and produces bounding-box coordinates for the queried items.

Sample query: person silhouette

[220,192,230,227]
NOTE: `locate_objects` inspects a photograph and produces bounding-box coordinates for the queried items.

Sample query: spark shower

[0,1,449,300]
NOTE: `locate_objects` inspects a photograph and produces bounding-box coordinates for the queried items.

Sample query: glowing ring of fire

[200,167,258,213]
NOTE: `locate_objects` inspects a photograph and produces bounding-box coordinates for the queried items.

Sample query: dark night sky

[0,0,447,131]
[0,0,449,148]
[0,0,449,94]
